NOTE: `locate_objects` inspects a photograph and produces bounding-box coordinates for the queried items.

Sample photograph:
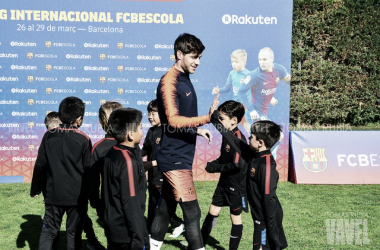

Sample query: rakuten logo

[66,54,91,59]
[84,89,109,94]
[154,67,170,72]
[12,157,37,162]
[12,134,39,140]
[154,44,173,49]
[222,14,278,25]
[0,146,20,151]
[84,43,109,48]
[0,76,18,81]
[0,100,19,104]
[85,112,99,117]
[137,55,161,60]
[10,41,37,47]
[84,66,109,71]
[11,88,37,94]
[66,77,91,82]
[12,112,38,116]
[0,123,19,127]
[137,101,149,105]
[137,78,160,83]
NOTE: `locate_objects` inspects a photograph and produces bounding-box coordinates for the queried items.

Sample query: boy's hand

[197,128,212,144]
[209,94,220,118]
[212,86,220,95]
[33,194,39,197]
[152,160,157,167]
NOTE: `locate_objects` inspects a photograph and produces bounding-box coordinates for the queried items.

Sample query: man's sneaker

[87,238,106,250]
[169,223,185,238]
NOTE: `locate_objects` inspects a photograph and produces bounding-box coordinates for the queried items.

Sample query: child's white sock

[150,238,163,250]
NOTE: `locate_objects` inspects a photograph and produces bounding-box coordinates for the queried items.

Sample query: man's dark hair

[44,111,61,130]
[174,33,205,60]
[250,121,282,149]
[58,97,85,125]
[218,101,245,123]
[147,99,158,113]
[108,108,142,143]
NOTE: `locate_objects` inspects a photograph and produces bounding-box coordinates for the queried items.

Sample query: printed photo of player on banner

[0,0,293,182]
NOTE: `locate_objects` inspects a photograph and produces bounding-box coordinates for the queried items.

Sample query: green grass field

[1,182,379,249]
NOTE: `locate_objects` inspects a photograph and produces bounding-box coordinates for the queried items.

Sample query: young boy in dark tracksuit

[31,111,61,250]
[35,97,92,250]
[142,100,184,237]
[211,113,287,250]
[100,108,149,250]
[201,101,248,250]
[89,101,123,215]
[31,111,61,199]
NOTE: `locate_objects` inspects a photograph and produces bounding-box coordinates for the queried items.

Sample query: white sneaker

[169,223,185,238]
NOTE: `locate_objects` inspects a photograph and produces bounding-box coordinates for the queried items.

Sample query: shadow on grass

[16,214,90,249]
[16,214,43,250]
[206,235,226,250]
[164,235,226,250]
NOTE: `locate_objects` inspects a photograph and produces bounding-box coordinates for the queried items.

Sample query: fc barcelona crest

[170,55,175,61]
[100,77,106,83]
[28,122,34,128]
[117,43,123,49]
[29,145,35,151]
[46,65,52,71]
[100,99,106,105]
[100,54,106,60]
[118,88,124,94]
[45,41,52,48]
[156,138,161,144]
[225,144,230,152]
[27,53,33,59]
[28,99,34,105]
[302,148,328,173]
[117,65,124,72]
[27,76,34,82]
[46,88,52,94]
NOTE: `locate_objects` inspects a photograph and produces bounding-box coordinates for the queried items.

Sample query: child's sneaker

[169,223,185,238]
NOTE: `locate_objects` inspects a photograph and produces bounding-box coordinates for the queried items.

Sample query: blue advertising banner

[0,0,293,182]
[290,131,380,184]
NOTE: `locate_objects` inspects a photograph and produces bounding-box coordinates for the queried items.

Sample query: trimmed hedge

[291,0,380,125]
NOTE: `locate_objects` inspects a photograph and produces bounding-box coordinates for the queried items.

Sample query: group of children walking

[31,96,286,250]
[31,33,287,250]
